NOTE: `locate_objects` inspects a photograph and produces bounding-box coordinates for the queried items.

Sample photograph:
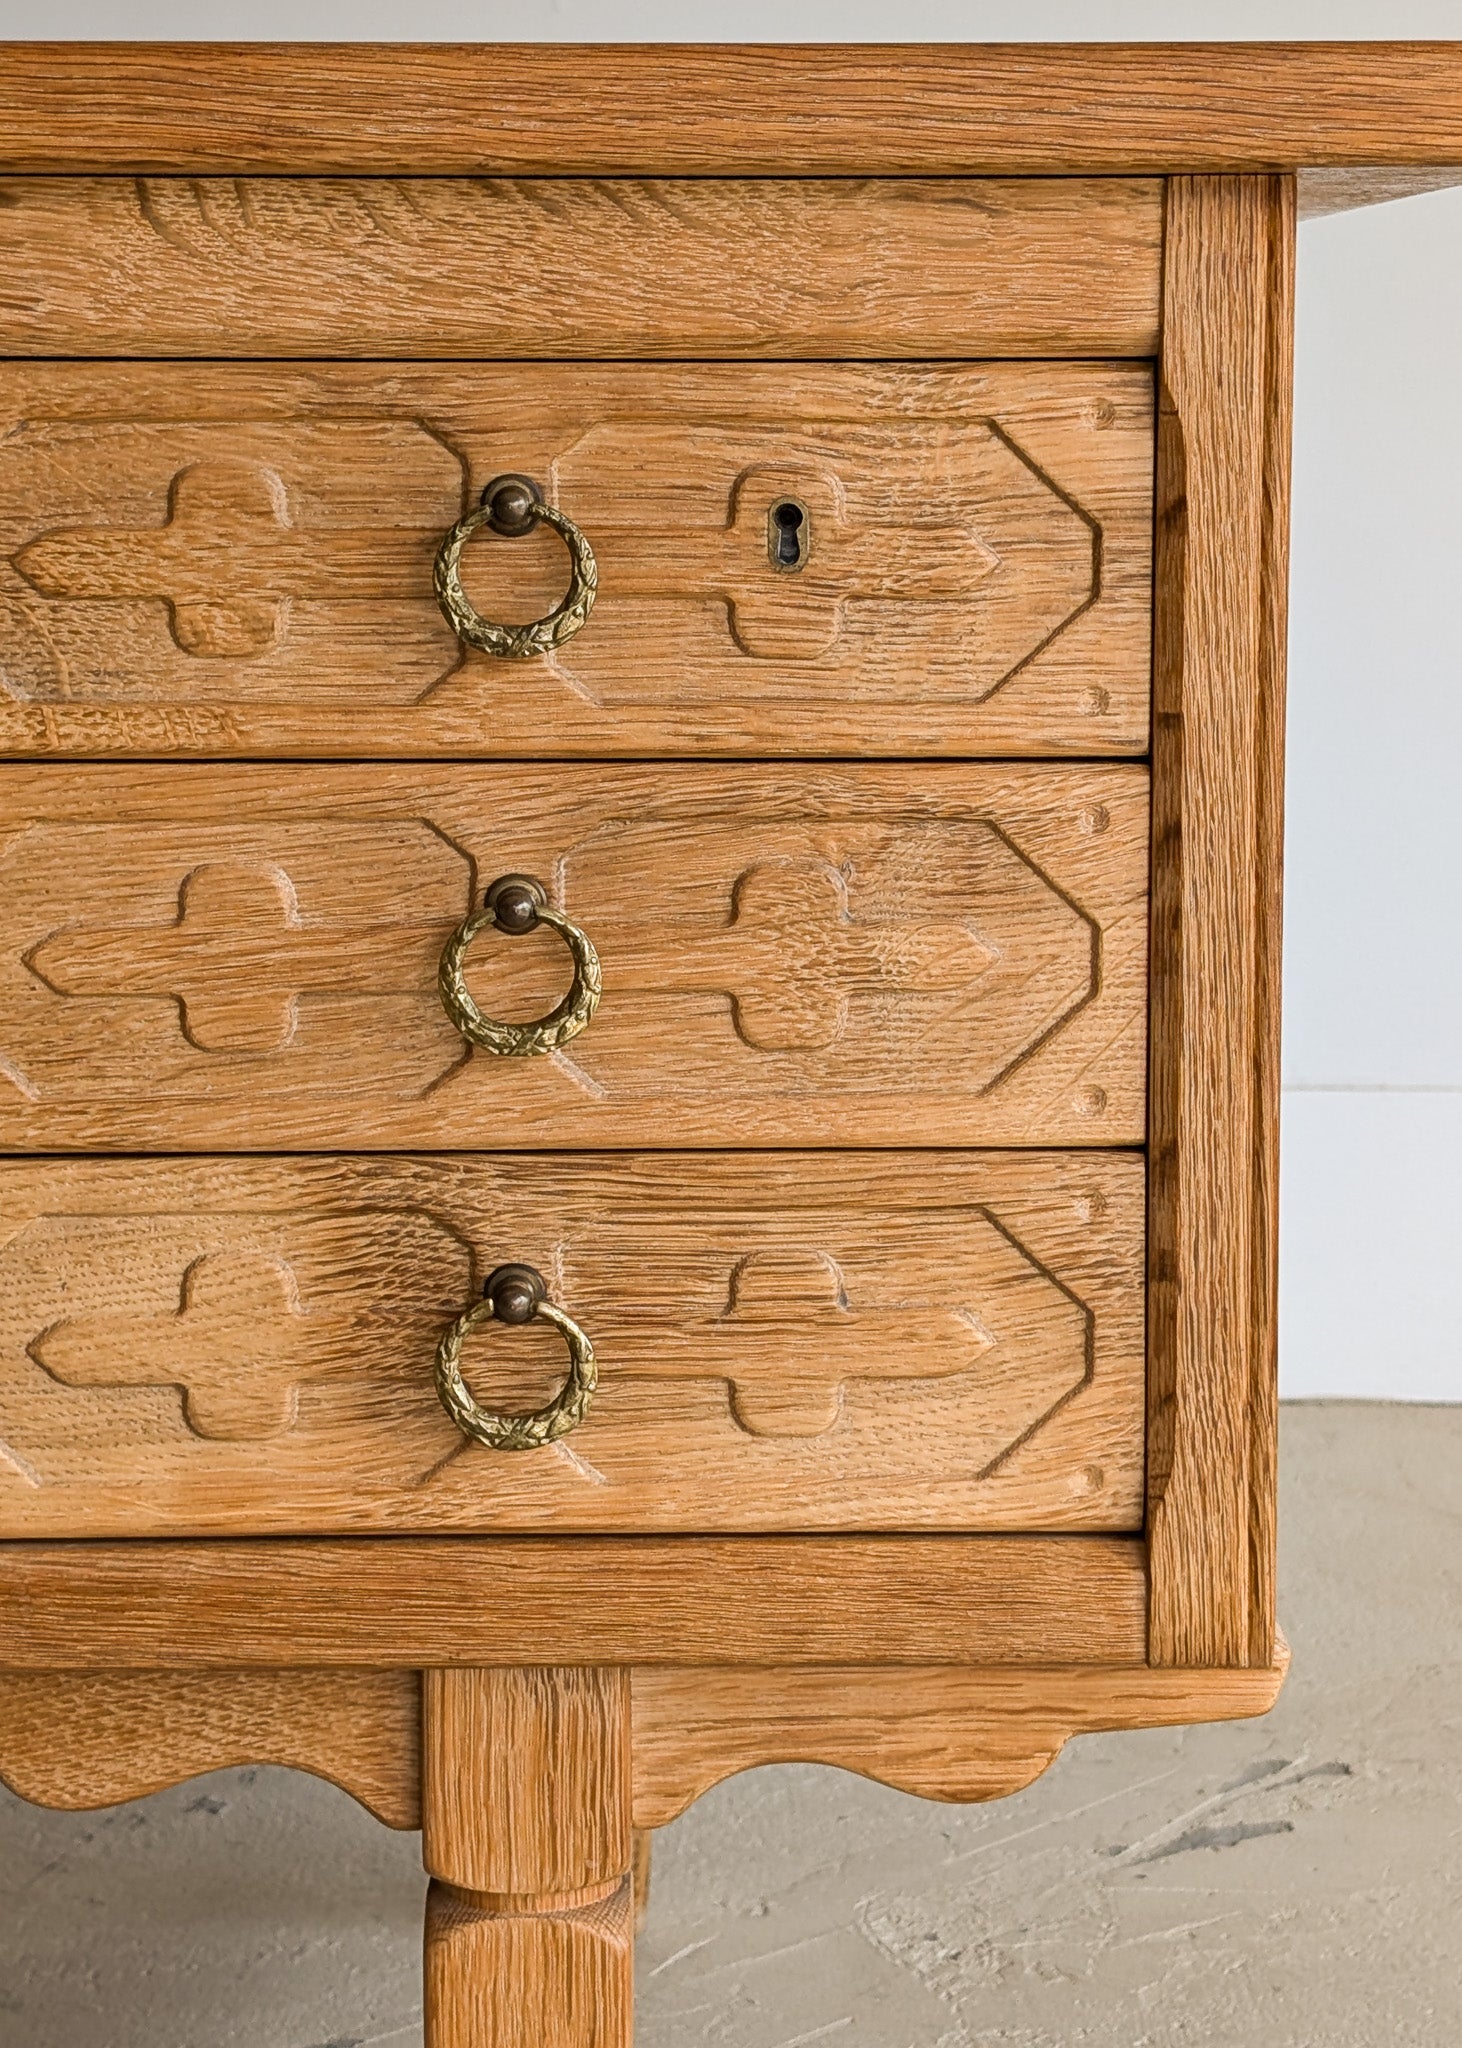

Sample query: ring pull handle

[433,473,598,660]
[435,1263,597,1452]
[439,873,602,1058]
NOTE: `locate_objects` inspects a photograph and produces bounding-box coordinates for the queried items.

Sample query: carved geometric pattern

[715,861,994,1053]
[559,818,1096,1083]
[0,389,1135,737]
[709,1246,992,1438]
[29,1251,341,1441]
[24,842,1001,1060]
[0,778,1140,1150]
[18,820,472,1070]
[1,1203,474,1501]
[720,452,1001,660]
[21,457,300,659]
[8,421,1083,681]
[0,1156,1145,1535]
[514,1208,1089,1457]
[549,420,1096,695]
[3,418,464,705]
[36,862,306,1053]
[17,819,1092,1084]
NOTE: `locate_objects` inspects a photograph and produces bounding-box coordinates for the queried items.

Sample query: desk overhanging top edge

[1,42,1461,185]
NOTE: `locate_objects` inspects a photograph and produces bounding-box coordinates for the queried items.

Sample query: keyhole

[768,499,809,572]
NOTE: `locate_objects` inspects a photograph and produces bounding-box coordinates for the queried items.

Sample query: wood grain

[1298,164,1462,217]
[424,1878,633,2048]
[0,1152,1145,1538]
[0,1653,1289,1836]
[1147,177,1293,1669]
[0,44,1460,174]
[424,1667,631,1902]
[0,1536,1149,1669]
[0,178,1161,360]
[630,1653,1290,1824]
[0,361,1153,761]
[0,764,1147,1152]
[631,1829,651,1936]
[0,1667,420,1826]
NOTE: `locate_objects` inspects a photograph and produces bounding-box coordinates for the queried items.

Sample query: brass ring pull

[439,873,602,1058]
[433,472,598,660]
[435,1263,597,1453]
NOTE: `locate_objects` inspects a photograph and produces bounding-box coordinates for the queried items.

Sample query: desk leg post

[422,1665,634,2048]
[631,1828,653,1935]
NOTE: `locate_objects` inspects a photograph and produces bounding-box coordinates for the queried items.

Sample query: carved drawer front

[0,763,1146,1152]
[0,361,1152,759]
[0,1153,1145,1537]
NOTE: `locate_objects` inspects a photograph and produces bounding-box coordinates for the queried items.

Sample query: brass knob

[435,1263,597,1452]
[433,473,597,660]
[439,873,602,1058]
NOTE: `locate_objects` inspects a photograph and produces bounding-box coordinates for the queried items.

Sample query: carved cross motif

[16,459,298,658]
[610,856,996,1053]
[719,458,1003,661]
[11,438,456,662]
[711,1247,991,1438]
[552,816,1097,1085]
[549,423,1090,669]
[721,860,994,1051]
[25,859,420,1054]
[28,1251,348,1441]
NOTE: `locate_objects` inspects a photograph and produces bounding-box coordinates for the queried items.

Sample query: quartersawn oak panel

[1147,177,1292,1669]
[0,178,1161,359]
[0,362,1153,760]
[424,1667,632,1901]
[0,764,1147,1152]
[0,1655,1289,1834]
[0,1667,421,1827]
[0,1153,1144,1537]
[0,1535,1150,1667]
[630,1654,1291,1824]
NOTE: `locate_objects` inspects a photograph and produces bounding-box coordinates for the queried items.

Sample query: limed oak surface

[0,764,1147,1151]
[0,362,1153,760]
[425,1880,634,2048]
[630,1654,1290,1823]
[424,1667,631,1902]
[0,1666,421,1826]
[0,1535,1149,1668]
[421,1667,634,2048]
[1147,177,1292,1669]
[0,178,1161,360]
[0,1655,1289,1834]
[0,1152,1144,1537]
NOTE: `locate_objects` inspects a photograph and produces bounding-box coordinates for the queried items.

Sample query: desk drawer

[0,763,1146,1151]
[0,361,1152,759]
[0,1153,1145,1538]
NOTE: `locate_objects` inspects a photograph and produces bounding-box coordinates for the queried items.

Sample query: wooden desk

[0,39,1456,2045]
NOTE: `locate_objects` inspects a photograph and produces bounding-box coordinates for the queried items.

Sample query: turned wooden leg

[631,1828,652,1935]
[422,1666,633,2048]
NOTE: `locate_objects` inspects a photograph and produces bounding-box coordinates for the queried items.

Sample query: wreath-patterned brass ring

[433,474,598,660]
[435,1264,597,1453]
[439,873,601,1058]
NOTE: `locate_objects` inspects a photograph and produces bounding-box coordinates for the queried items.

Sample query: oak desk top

[0,40,1459,189]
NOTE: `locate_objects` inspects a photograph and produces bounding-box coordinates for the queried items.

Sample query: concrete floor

[1,1402,1458,2047]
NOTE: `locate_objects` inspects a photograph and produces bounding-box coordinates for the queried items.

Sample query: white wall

[4,1,1461,1398]
[1284,187,1462,1399]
